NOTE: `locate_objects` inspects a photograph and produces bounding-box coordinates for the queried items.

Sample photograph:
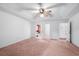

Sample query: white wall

[70,13,79,47]
[0,11,31,48]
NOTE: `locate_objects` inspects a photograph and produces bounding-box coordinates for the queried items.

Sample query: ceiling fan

[19,3,66,18]
[35,7,52,18]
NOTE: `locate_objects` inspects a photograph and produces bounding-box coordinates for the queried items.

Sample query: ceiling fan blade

[18,3,43,11]
[46,3,67,9]
[22,7,37,11]
[16,7,38,12]
[49,13,53,17]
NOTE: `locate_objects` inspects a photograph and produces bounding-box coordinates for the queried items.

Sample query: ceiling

[0,3,79,22]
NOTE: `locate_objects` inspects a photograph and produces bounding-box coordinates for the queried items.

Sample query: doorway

[59,23,70,41]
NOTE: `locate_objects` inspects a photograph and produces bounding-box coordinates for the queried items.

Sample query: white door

[45,24,50,38]
[59,23,70,41]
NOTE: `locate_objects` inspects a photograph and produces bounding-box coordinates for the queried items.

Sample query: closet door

[45,24,50,37]
[59,23,70,41]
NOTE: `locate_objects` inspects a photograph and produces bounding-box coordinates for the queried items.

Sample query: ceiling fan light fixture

[39,8,44,14]
[40,14,44,17]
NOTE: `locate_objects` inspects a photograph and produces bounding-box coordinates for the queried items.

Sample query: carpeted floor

[0,37,79,56]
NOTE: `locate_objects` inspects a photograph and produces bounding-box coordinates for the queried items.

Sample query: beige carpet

[0,37,79,56]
